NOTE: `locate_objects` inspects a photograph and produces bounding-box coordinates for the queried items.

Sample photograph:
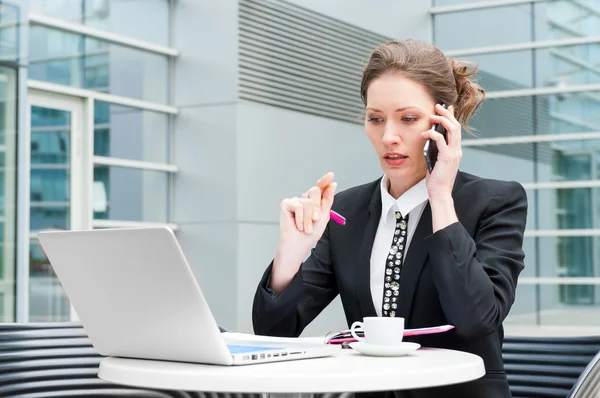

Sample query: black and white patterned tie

[382,211,408,317]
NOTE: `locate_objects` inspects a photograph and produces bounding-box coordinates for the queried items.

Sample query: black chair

[0,322,255,398]
[503,335,600,398]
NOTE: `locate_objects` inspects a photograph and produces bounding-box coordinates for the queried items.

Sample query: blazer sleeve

[426,181,527,340]
[252,224,339,337]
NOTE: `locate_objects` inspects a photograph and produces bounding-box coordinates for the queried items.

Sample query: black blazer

[252,171,528,398]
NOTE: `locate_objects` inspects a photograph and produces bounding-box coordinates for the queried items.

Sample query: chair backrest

[503,335,600,398]
[0,322,213,398]
[567,349,600,398]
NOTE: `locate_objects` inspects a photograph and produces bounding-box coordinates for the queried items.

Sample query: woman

[252,39,527,398]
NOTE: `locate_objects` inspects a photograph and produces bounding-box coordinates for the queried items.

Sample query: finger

[430,114,462,148]
[448,123,461,148]
[430,114,455,135]
[306,186,321,221]
[421,129,448,155]
[448,105,460,128]
[321,182,338,211]
[301,198,314,233]
[446,105,462,145]
[436,104,461,140]
[282,199,304,231]
[316,172,335,191]
[436,103,459,126]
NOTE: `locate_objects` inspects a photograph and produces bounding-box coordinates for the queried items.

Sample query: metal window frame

[463,131,600,146]
[525,229,600,237]
[445,36,600,57]
[28,14,179,57]
[430,0,600,16]
[28,80,178,115]
[429,0,547,14]
[486,82,600,99]
[521,180,600,190]
[93,156,178,173]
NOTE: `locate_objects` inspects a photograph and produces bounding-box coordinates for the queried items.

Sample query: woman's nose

[382,126,401,147]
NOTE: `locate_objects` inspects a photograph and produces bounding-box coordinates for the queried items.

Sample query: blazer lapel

[396,202,432,324]
[352,173,462,323]
[354,182,382,318]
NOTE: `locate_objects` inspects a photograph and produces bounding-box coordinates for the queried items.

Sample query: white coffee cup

[350,316,405,346]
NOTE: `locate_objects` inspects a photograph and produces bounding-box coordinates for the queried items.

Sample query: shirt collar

[380,176,429,224]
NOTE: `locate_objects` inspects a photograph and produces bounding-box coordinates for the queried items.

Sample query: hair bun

[448,58,485,131]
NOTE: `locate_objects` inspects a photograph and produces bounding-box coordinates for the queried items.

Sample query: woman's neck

[387,175,424,199]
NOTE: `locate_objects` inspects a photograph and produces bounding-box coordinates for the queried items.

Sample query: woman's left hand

[421,104,462,201]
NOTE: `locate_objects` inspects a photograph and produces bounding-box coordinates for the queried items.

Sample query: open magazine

[324,324,455,344]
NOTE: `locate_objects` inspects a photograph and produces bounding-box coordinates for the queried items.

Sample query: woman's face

[364,73,436,193]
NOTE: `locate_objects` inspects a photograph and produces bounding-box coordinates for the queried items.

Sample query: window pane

[94,101,168,163]
[30,106,71,233]
[0,3,19,63]
[457,44,600,93]
[523,188,600,239]
[507,284,600,327]
[536,44,600,87]
[434,1,600,50]
[27,0,170,46]
[462,144,535,183]
[93,166,168,222]
[29,239,69,322]
[28,26,168,104]
[434,4,533,51]
[464,91,600,141]
[459,51,534,91]
[529,188,600,230]
[539,284,600,323]
[510,237,600,325]
[524,236,599,278]
[29,104,72,322]
[433,0,493,5]
[463,138,600,183]
[539,1,600,39]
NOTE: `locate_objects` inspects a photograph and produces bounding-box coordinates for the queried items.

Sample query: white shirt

[370,176,429,316]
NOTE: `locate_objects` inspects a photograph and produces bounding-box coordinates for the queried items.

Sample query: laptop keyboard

[227,345,280,354]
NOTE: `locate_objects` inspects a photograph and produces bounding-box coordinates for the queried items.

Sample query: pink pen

[330,210,346,226]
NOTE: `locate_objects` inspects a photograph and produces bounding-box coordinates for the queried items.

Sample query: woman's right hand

[279,172,337,249]
[270,172,337,294]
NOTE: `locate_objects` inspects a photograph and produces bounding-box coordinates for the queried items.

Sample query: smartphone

[423,103,447,173]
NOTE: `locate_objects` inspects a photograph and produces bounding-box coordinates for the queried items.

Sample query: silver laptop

[37,227,340,366]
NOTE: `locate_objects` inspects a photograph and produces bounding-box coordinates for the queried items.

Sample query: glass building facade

[24,0,176,322]
[433,0,600,326]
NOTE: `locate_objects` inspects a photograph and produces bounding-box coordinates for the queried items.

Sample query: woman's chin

[383,164,426,181]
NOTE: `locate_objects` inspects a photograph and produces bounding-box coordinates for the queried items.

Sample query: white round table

[98,348,485,394]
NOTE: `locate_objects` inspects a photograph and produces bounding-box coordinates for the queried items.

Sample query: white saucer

[349,341,421,357]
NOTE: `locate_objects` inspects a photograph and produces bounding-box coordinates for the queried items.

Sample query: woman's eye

[368,116,383,123]
[402,117,418,123]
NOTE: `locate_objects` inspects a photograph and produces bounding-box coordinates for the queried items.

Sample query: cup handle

[350,321,365,342]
